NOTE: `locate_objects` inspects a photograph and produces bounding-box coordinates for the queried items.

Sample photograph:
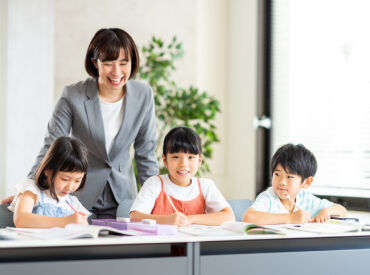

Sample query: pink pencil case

[91,219,177,235]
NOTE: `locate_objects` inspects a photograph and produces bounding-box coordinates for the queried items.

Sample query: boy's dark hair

[85,28,140,78]
[163,127,202,156]
[35,137,88,202]
[271,143,317,181]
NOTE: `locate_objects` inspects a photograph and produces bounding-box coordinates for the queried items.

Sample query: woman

[4,28,159,218]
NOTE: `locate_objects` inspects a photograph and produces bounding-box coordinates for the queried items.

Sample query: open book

[285,220,362,234]
[0,224,142,241]
[179,224,243,236]
[221,221,287,235]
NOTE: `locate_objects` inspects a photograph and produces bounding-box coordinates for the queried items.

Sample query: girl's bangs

[167,136,200,155]
[59,153,88,173]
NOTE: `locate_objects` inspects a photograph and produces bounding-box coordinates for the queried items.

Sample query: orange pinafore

[151,175,206,215]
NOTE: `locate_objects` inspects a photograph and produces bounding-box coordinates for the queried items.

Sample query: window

[270,0,370,207]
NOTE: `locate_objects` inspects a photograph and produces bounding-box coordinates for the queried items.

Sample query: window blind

[270,0,370,198]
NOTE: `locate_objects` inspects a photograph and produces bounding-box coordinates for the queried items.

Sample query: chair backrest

[227,199,253,222]
[116,199,134,218]
[0,204,15,228]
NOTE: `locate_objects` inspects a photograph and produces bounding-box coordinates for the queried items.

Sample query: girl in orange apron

[130,126,235,227]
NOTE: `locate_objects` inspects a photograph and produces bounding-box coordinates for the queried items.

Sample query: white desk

[192,232,370,275]
[1,230,370,275]
[0,235,194,275]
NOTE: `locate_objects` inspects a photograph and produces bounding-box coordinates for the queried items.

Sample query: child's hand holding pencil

[66,200,88,225]
[166,212,191,227]
[165,194,191,227]
[284,194,311,224]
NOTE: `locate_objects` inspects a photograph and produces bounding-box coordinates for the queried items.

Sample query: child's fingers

[174,214,190,227]
[78,212,87,216]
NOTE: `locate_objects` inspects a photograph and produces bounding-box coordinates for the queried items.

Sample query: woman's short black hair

[163,127,202,156]
[35,137,89,202]
[85,28,140,78]
[271,143,317,181]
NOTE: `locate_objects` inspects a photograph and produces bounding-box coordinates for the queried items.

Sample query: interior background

[0,0,259,201]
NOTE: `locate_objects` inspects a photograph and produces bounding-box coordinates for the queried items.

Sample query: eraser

[117,217,130,222]
[142,219,156,225]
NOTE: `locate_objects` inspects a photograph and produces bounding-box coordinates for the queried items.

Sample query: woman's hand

[1,195,15,205]
[66,212,88,225]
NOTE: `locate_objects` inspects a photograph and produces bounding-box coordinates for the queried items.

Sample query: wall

[0,0,7,199]
[225,0,258,199]
[1,0,54,198]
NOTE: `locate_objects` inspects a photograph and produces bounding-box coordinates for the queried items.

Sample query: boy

[243,144,346,224]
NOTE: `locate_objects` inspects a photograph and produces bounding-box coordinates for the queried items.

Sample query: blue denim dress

[32,191,74,217]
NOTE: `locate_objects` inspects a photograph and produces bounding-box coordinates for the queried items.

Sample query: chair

[227,199,253,222]
[116,199,134,218]
[0,204,15,228]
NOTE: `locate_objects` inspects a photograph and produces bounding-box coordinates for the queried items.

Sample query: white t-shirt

[250,187,333,218]
[130,174,230,214]
[8,178,90,216]
[99,96,124,153]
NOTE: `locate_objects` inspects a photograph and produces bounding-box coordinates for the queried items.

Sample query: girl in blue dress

[9,137,90,228]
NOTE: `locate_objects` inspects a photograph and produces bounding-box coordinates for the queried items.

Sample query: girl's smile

[162,152,202,187]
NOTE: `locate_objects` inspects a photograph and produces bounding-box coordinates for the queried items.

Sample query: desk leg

[193,242,200,275]
[186,242,194,275]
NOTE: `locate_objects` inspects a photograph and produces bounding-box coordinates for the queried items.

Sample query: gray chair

[0,204,15,228]
[227,199,253,222]
[116,199,134,218]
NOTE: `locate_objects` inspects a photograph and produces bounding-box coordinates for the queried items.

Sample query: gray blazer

[29,78,159,209]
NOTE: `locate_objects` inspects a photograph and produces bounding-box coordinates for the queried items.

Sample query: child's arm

[13,191,87,228]
[187,207,235,226]
[130,210,191,227]
[243,207,311,225]
[312,203,347,223]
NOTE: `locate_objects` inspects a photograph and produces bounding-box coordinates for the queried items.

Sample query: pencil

[285,194,301,210]
[65,200,78,214]
[166,194,178,213]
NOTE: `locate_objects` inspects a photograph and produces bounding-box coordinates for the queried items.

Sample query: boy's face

[272,163,312,201]
[162,152,202,187]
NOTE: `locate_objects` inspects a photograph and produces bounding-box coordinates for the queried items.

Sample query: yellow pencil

[166,193,178,213]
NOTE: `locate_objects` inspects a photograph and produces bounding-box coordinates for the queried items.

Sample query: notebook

[221,221,288,235]
[0,224,142,240]
[285,220,362,234]
[179,224,242,236]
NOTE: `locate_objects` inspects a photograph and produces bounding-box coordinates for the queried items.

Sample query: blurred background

[1,0,369,210]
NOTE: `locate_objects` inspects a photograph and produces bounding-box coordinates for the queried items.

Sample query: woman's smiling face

[95,47,131,92]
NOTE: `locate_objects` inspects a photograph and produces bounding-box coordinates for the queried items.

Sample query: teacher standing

[20,28,158,218]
